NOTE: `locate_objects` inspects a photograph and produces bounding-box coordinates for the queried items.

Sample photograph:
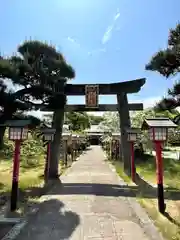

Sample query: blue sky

[0,0,180,116]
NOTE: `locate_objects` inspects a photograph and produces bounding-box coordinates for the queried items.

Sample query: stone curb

[104,153,164,240]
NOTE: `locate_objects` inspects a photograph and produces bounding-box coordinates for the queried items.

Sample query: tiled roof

[142,118,177,130]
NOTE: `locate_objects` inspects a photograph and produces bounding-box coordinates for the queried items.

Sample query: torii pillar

[116,78,145,176]
[117,92,131,176]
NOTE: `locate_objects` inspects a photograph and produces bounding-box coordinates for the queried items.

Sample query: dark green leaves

[0,40,75,116]
[146,23,180,112]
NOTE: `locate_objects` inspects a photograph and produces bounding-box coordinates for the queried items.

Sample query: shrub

[168,130,180,146]
[0,130,45,166]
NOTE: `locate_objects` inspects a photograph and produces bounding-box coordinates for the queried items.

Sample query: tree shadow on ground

[135,173,180,200]
[41,178,180,229]
[1,180,60,218]
[41,181,180,201]
[135,173,180,227]
[5,198,80,240]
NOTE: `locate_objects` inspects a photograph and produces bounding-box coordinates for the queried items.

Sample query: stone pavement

[14,146,163,240]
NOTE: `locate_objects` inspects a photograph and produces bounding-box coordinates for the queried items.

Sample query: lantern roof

[41,128,56,134]
[112,132,120,136]
[111,133,120,138]
[71,134,78,139]
[125,127,141,134]
[62,132,71,136]
[0,119,31,127]
[141,118,177,130]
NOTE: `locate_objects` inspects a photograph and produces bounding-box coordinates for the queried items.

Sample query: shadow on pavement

[14,198,80,240]
[1,180,57,218]
[46,182,180,200]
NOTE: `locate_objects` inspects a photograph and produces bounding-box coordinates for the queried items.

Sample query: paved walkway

[14,146,163,240]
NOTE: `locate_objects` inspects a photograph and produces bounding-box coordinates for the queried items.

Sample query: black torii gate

[43,78,146,176]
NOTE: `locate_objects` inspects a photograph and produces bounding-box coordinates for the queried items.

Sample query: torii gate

[43,78,146,175]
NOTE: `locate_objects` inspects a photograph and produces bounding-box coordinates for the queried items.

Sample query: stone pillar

[117,93,131,176]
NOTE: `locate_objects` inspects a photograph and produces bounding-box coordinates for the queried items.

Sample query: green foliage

[0,40,75,118]
[1,135,14,158]
[88,115,104,125]
[0,40,75,150]
[20,138,44,167]
[146,23,180,111]
[65,112,90,131]
[99,112,119,132]
[0,130,45,167]
[43,112,104,132]
[168,130,180,146]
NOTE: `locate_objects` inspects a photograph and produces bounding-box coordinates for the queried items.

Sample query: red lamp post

[41,128,55,182]
[141,118,177,214]
[126,128,140,182]
[1,120,31,211]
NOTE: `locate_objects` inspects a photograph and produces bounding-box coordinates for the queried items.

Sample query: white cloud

[67,37,80,47]
[102,8,120,44]
[67,37,75,43]
[102,26,114,44]
[114,12,120,21]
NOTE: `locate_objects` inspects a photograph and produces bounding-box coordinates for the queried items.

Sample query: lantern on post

[112,133,121,160]
[0,120,31,211]
[141,118,177,214]
[126,128,140,182]
[71,134,78,160]
[41,128,56,181]
[62,133,72,166]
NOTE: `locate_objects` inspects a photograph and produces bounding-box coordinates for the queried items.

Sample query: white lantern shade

[44,133,54,141]
[9,127,28,141]
[41,128,55,142]
[127,133,137,142]
[62,133,71,141]
[71,134,77,140]
[22,128,28,140]
[148,127,167,141]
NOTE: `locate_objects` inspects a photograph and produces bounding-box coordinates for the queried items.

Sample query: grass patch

[136,153,180,189]
[0,155,72,195]
[111,160,132,184]
[0,156,45,194]
[0,154,72,217]
[138,198,180,240]
[0,155,45,217]
[109,155,180,240]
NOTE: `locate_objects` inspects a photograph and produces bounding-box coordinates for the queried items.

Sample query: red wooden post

[130,141,135,182]
[10,140,21,211]
[155,141,166,214]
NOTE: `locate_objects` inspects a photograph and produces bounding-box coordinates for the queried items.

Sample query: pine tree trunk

[0,126,6,149]
[49,108,65,179]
